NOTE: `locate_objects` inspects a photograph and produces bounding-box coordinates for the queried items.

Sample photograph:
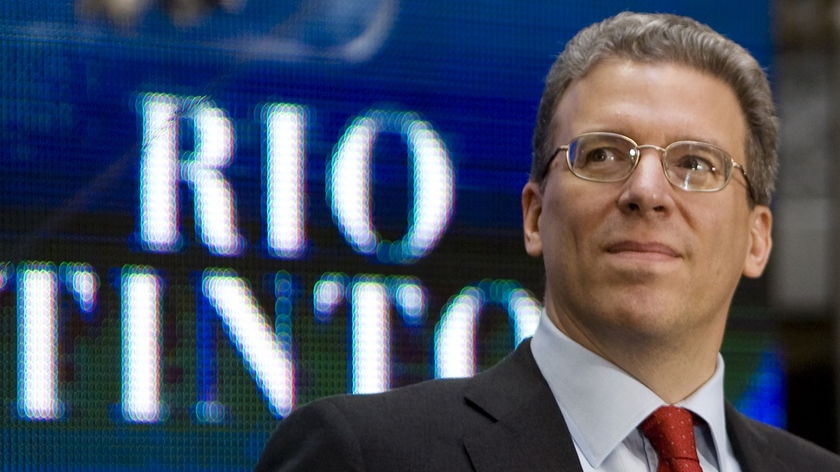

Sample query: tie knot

[640,406,702,472]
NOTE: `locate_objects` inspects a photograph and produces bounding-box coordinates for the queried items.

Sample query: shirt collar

[530,311,730,469]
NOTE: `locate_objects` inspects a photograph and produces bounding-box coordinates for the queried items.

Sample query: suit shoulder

[254,396,365,472]
[315,375,480,425]
[255,377,485,472]
[255,345,540,471]
[733,413,840,468]
[760,422,840,466]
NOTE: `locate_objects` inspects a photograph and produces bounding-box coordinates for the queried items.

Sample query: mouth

[605,241,681,261]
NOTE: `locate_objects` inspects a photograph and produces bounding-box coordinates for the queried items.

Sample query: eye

[586,147,619,163]
[578,146,628,167]
[673,154,718,174]
[665,145,729,190]
[567,133,636,180]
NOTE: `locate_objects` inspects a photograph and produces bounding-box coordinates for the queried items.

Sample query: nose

[617,149,674,215]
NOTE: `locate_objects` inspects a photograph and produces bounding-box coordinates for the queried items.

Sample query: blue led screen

[0,1,779,469]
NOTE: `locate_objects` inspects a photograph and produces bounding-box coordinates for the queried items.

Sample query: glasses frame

[541,132,754,202]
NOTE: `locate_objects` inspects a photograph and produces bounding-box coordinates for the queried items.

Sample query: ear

[522,181,544,257]
[742,205,773,278]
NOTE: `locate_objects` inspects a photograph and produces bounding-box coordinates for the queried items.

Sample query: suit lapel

[460,343,812,471]
[463,343,792,471]
[725,403,785,471]
[462,340,584,472]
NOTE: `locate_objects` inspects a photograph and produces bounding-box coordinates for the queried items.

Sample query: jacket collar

[724,403,784,471]
[460,340,790,472]
[461,340,584,472]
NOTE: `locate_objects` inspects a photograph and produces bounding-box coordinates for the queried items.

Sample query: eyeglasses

[543,132,753,199]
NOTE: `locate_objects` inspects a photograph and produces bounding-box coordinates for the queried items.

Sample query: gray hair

[531,12,778,206]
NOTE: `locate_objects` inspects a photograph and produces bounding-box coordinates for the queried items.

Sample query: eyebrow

[576,128,737,153]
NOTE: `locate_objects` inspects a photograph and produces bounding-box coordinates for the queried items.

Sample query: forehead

[552,58,747,155]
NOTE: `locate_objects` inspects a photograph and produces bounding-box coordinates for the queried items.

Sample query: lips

[605,241,681,258]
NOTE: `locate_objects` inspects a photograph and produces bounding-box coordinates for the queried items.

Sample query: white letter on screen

[328,110,454,264]
[61,262,99,315]
[202,270,295,417]
[121,267,163,423]
[434,287,482,379]
[403,117,454,260]
[263,103,307,258]
[18,263,61,420]
[138,94,181,252]
[351,279,390,394]
[180,102,245,256]
[433,282,541,379]
[329,116,376,254]
[508,288,540,344]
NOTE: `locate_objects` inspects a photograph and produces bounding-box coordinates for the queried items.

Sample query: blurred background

[771,0,840,456]
[1,0,837,469]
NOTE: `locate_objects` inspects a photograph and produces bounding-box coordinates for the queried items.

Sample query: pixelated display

[0,1,778,469]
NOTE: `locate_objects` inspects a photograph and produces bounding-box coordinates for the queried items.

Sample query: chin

[593,298,685,334]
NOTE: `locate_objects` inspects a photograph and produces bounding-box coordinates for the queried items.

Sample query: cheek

[539,195,595,264]
[539,178,621,264]
[691,209,752,271]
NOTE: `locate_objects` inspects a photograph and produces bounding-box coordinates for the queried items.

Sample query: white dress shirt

[530,311,743,472]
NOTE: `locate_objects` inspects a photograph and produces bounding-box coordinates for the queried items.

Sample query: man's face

[522,58,772,357]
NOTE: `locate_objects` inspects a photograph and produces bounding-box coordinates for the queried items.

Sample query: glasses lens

[568,133,635,182]
[663,142,731,191]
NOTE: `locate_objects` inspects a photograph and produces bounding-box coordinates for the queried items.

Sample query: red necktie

[640,406,703,472]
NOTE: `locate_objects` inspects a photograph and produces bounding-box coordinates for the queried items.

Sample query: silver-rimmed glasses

[542,132,753,199]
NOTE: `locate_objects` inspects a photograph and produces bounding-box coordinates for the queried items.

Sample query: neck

[549,310,723,404]
[613,339,719,403]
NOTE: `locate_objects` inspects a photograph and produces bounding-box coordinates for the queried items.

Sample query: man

[255,12,840,471]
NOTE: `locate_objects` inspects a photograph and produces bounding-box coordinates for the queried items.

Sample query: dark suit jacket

[255,339,840,471]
